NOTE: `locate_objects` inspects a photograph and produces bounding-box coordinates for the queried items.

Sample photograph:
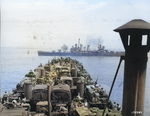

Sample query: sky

[1,0,150,51]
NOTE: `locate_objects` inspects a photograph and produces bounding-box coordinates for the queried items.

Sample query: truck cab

[51,84,71,115]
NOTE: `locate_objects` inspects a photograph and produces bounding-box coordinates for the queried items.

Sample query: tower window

[142,35,147,45]
[128,35,130,46]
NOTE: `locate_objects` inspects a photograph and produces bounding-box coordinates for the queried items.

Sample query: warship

[0,57,121,116]
[38,39,124,56]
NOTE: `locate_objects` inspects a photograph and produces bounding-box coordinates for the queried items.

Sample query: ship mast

[98,38,101,50]
[98,39,99,48]
[78,38,80,47]
[78,38,80,52]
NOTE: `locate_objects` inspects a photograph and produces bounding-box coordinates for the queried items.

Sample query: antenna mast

[78,38,80,48]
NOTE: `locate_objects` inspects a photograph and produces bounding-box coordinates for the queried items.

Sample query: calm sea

[0,47,150,115]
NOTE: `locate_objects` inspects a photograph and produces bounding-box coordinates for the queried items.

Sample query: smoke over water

[86,35,104,50]
[61,44,68,51]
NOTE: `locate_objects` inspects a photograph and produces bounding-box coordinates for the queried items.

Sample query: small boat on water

[0,57,121,116]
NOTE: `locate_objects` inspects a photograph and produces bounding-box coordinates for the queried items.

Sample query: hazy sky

[1,0,150,51]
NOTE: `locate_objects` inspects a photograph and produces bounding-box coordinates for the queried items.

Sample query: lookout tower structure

[114,19,150,116]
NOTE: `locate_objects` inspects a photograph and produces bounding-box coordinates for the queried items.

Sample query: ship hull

[38,51,123,56]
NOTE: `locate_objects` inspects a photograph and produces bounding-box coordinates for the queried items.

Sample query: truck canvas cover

[32,85,48,101]
[51,84,71,103]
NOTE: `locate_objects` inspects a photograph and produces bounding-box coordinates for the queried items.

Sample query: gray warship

[38,39,124,56]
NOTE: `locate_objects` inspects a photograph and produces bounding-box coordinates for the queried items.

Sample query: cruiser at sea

[38,39,124,56]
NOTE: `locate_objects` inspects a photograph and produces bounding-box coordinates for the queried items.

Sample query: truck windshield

[51,92,70,101]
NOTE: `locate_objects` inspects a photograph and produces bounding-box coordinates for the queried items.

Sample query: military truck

[30,85,48,112]
[51,84,71,115]
[85,84,113,109]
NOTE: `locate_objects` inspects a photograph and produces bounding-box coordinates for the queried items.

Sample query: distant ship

[38,39,124,56]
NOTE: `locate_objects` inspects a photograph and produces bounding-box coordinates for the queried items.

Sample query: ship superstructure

[70,39,105,53]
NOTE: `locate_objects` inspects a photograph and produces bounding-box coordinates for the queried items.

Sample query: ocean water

[0,47,150,115]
